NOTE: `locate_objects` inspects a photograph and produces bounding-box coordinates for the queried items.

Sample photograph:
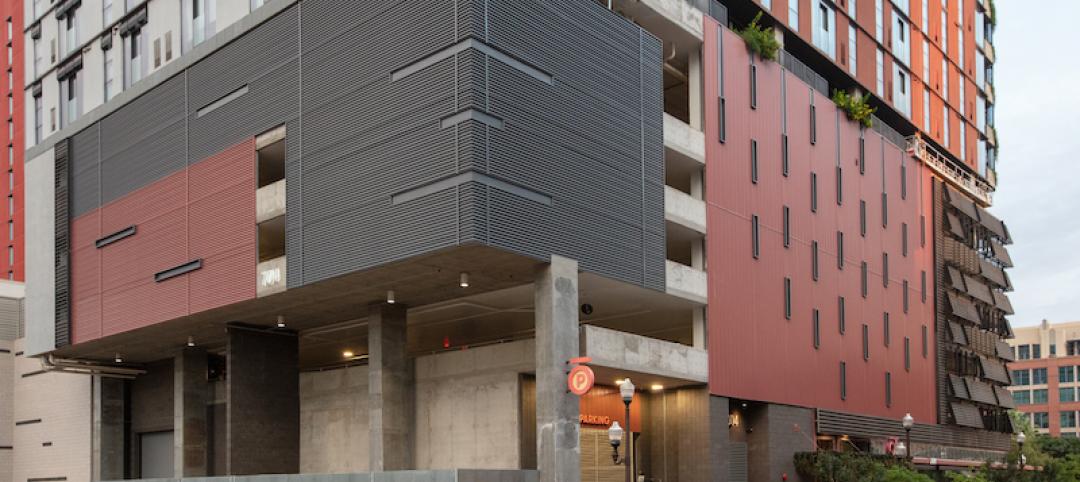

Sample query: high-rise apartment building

[18,0,1011,481]
[1008,320,1080,438]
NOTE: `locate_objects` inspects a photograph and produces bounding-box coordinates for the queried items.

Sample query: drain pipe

[42,354,146,379]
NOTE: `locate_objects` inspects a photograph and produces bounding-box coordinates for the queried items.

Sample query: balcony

[665,185,706,234]
[580,324,708,386]
[665,259,707,304]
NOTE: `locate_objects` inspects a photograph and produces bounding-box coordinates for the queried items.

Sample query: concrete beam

[664,185,707,235]
[368,303,413,471]
[580,325,708,384]
[665,260,708,304]
[664,113,706,165]
[174,347,209,476]
[534,255,580,482]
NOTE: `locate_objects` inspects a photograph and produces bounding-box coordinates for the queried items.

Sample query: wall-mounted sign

[579,414,611,426]
[259,267,282,288]
[567,364,595,396]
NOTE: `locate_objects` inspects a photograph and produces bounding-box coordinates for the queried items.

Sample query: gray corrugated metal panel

[457,181,487,244]
[285,118,303,290]
[188,58,299,163]
[994,386,1016,409]
[54,139,71,349]
[728,442,748,482]
[186,7,298,109]
[455,120,486,175]
[816,409,1010,451]
[643,231,666,292]
[0,297,20,341]
[456,49,488,113]
[301,190,460,284]
[964,377,997,405]
[69,124,101,218]
[456,0,485,39]
[951,402,985,429]
[990,240,1013,267]
[979,356,1010,385]
[99,75,187,204]
[949,374,970,400]
[992,291,1014,315]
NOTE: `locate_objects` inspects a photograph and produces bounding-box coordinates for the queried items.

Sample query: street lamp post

[619,379,635,482]
[902,413,914,461]
[1017,432,1027,469]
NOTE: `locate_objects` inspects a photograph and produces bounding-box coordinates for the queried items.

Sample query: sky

[990,0,1080,327]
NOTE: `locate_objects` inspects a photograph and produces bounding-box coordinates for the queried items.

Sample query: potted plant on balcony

[832,89,876,129]
[737,12,780,61]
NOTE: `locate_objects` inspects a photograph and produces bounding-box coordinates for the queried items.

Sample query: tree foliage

[831,89,876,129]
[737,12,780,61]
[794,452,928,482]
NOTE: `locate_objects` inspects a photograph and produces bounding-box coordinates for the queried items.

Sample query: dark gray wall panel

[285,118,303,289]
[69,125,100,218]
[99,75,187,205]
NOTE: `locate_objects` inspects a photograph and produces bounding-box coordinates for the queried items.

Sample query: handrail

[906,134,994,207]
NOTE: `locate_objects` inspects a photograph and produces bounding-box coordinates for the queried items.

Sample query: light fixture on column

[114,353,123,363]
[387,290,396,304]
[276,315,286,328]
[459,272,470,288]
[186,336,195,347]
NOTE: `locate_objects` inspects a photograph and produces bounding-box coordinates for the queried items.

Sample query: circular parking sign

[567,365,595,396]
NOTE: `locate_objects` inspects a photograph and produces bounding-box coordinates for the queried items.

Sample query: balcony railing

[907,135,994,206]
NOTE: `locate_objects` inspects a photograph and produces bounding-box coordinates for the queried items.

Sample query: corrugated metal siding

[69,126,100,218]
[704,18,935,423]
[54,139,71,348]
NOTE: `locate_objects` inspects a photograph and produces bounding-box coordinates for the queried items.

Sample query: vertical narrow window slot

[751,139,758,184]
[813,309,821,349]
[752,215,760,259]
[783,206,791,248]
[811,172,818,212]
[784,277,792,320]
[838,296,846,334]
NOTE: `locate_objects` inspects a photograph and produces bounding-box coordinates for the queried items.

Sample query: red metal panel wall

[705,18,936,422]
[0,0,24,280]
[69,139,256,343]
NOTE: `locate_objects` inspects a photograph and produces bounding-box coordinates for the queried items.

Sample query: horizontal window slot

[155,259,203,282]
[197,85,249,118]
[95,226,137,248]
[15,419,42,426]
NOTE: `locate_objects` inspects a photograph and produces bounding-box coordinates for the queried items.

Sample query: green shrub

[832,89,876,129]
[737,12,780,61]
[794,451,921,482]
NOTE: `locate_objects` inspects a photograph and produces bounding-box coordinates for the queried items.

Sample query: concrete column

[92,376,126,482]
[535,255,580,482]
[174,347,209,476]
[368,302,412,471]
[688,47,704,130]
[692,308,707,350]
[226,325,299,475]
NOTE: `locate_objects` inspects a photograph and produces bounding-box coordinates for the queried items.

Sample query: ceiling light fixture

[276,315,286,328]
[459,272,470,288]
[650,384,664,392]
[186,336,195,347]
[387,290,396,304]
[343,350,355,359]
[114,353,123,363]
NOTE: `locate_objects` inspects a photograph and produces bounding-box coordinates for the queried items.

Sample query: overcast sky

[990,0,1080,327]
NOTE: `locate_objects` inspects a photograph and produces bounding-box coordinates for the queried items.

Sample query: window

[782,134,789,176]
[124,27,147,88]
[904,337,910,371]
[6,221,11,241]
[838,296,846,333]
[882,252,889,287]
[1035,344,1043,359]
[861,261,868,297]
[902,280,909,313]
[976,94,986,132]
[836,166,843,205]
[893,14,909,66]
[751,139,758,184]
[783,206,790,248]
[921,270,927,302]
[812,241,819,281]
[752,215,760,259]
[32,37,41,78]
[812,1,835,59]
[1018,345,1031,360]
[810,104,817,144]
[975,50,985,89]
[1062,388,1077,404]
[860,200,867,236]
[942,59,948,101]
[789,0,799,32]
[893,66,911,117]
[1069,341,1080,357]
[251,0,268,9]
[32,95,41,144]
[1052,344,1058,357]
[957,25,964,71]
[813,309,821,348]
[750,64,757,109]
[183,0,216,52]
[941,8,947,54]
[883,312,890,346]
[942,104,949,147]
[60,73,80,127]
[921,325,927,357]
[922,88,930,130]
[63,10,78,57]
[922,41,929,82]
[1012,391,1030,405]
[104,54,115,101]
[859,136,865,174]
[1033,368,1048,385]
[885,372,892,407]
[875,0,883,41]
[840,362,847,400]
[1064,411,1078,429]
[1033,412,1049,429]
[1012,369,1030,386]
[848,26,857,75]
[862,324,870,360]
[901,223,909,256]
[103,0,113,26]
[784,277,792,319]
[1033,389,1049,405]
[810,172,818,212]
[837,231,844,269]
[921,0,928,32]
[876,49,884,96]
[882,193,889,226]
